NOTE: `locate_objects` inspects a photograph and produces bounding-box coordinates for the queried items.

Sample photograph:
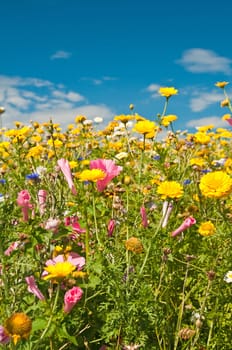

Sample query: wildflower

[42,253,85,282]
[114,114,134,124]
[194,132,211,144]
[171,216,196,237]
[162,201,173,228]
[63,286,83,313]
[25,276,45,301]
[0,325,10,344]
[44,218,60,233]
[129,104,134,110]
[157,181,184,200]
[158,86,178,98]
[198,221,216,236]
[215,81,229,88]
[38,189,47,215]
[140,206,148,228]
[222,113,232,126]
[224,271,232,283]
[90,159,122,191]
[4,313,32,345]
[221,98,230,107]
[57,158,77,195]
[78,169,106,182]
[25,173,40,182]
[16,190,33,222]
[75,115,86,123]
[125,237,143,253]
[133,120,157,136]
[199,171,232,198]
[4,241,20,256]
[94,117,103,123]
[161,115,178,127]
[178,328,196,340]
[64,215,86,235]
[107,219,116,237]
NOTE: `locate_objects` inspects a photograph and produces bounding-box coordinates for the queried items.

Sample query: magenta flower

[0,326,10,345]
[25,276,45,301]
[4,241,20,256]
[162,201,173,228]
[90,159,122,192]
[57,158,77,195]
[107,219,116,237]
[63,286,83,313]
[171,216,196,237]
[16,190,33,221]
[38,189,47,215]
[140,206,148,228]
[64,216,86,234]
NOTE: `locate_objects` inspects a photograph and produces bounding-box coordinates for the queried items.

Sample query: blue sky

[0,0,232,131]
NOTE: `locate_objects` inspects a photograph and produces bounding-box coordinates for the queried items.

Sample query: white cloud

[50,50,72,60]
[186,116,226,129]
[146,84,160,92]
[177,48,232,74]
[52,90,85,102]
[81,76,118,85]
[0,75,114,129]
[190,91,222,112]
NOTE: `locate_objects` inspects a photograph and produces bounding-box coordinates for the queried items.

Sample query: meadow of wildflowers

[1,82,232,349]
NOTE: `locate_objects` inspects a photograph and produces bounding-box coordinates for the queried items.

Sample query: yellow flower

[197,125,214,132]
[215,81,229,88]
[221,98,230,107]
[125,237,143,253]
[156,181,184,200]
[199,171,232,198]
[133,120,157,135]
[43,261,76,281]
[75,115,87,123]
[5,313,32,345]
[114,114,134,124]
[189,157,205,167]
[77,169,106,182]
[198,221,216,236]
[194,132,211,144]
[222,113,231,121]
[47,139,63,148]
[161,114,178,127]
[158,87,178,98]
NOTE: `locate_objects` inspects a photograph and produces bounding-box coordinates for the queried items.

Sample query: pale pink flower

[171,216,196,237]
[0,326,10,344]
[57,158,77,195]
[25,276,45,301]
[44,218,60,233]
[16,190,33,221]
[107,219,116,237]
[90,159,122,191]
[162,201,173,228]
[38,189,47,215]
[140,206,148,228]
[4,241,20,256]
[63,286,83,313]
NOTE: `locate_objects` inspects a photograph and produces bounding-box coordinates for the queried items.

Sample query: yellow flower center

[43,261,76,281]
[77,169,106,182]
[5,313,32,345]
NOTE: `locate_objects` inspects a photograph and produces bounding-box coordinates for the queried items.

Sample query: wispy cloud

[81,76,118,85]
[50,50,72,60]
[0,75,114,129]
[186,116,227,129]
[189,91,222,112]
[177,48,232,74]
[145,83,160,98]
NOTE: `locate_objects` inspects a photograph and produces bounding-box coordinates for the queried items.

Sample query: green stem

[173,262,190,350]
[92,188,100,245]
[138,135,146,184]
[33,284,60,350]
[161,97,169,117]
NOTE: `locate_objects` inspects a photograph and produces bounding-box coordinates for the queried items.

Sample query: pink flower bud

[140,206,148,228]
[63,286,83,313]
[171,216,196,237]
[107,219,116,237]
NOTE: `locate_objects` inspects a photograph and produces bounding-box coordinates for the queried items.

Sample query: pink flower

[63,286,83,313]
[64,216,86,234]
[0,326,10,345]
[17,190,33,221]
[90,159,122,192]
[140,206,148,228]
[225,118,232,126]
[107,219,116,237]
[38,189,47,215]
[44,218,60,233]
[4,241,20,256]
[25,276,45,301]
[171,216,196,237]
[162,201,173,228]
[57,158,77,195]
